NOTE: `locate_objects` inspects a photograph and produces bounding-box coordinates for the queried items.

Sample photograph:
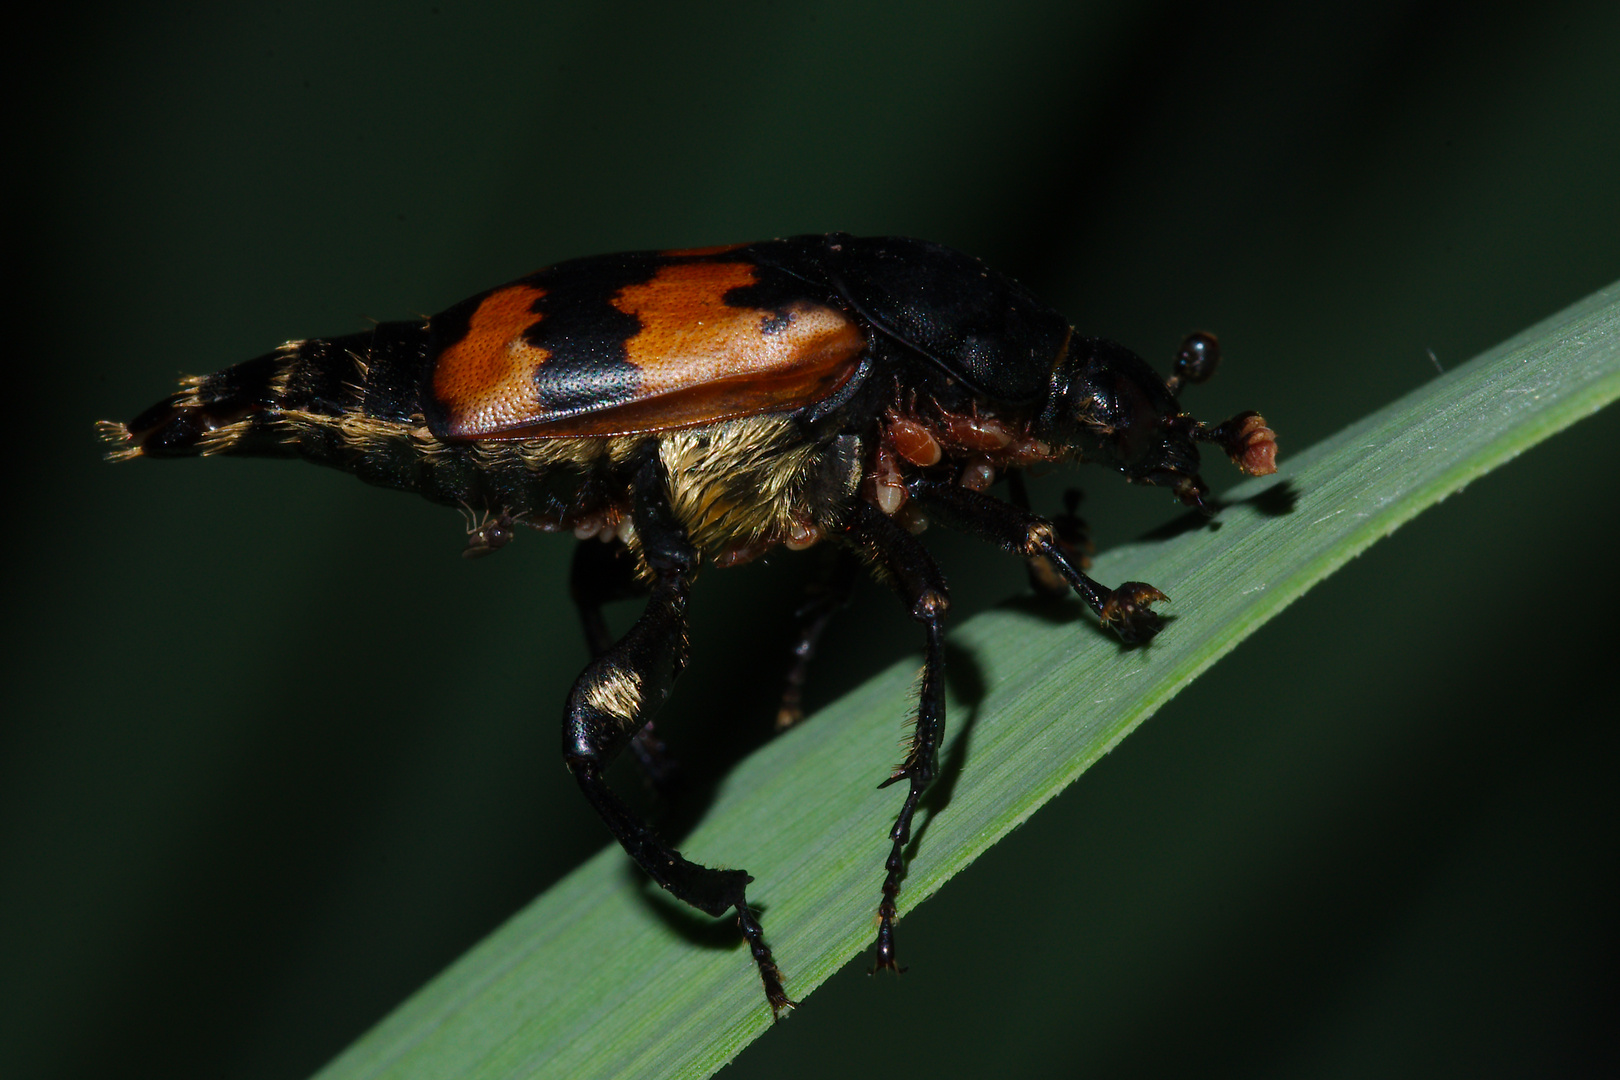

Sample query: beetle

[100,233,1277,1016]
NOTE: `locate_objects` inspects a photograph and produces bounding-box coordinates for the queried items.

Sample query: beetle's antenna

[1165,332,1220,398]
[1194,411,1278,477]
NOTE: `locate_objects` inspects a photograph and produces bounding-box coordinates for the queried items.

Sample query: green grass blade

[315,281,1620,1080]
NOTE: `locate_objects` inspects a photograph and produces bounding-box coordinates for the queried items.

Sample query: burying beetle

[101,233,1276,1016]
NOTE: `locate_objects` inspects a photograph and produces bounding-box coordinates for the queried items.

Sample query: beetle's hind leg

[909,479,1165,643]
[833,502,952,973]
[562,455,791,1016]
[569,539,677,791]
[776,548,861,730]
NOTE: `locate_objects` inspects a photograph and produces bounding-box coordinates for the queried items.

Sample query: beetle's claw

[1173,474,1212,511]
[1100,582,1168,643]
[869,924,907,976]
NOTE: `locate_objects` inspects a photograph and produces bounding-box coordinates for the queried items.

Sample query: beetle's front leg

[909,479,1166,643]
[834,502,951,973]
[1005,471,1094,598]
[562,455,792,1016]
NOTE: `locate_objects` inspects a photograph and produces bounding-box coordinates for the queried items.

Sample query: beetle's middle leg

[569,538,676,790]
[834,501,951,974]
[562,455,791,1016]
[775,548,861,730]
[909,478,1165,643]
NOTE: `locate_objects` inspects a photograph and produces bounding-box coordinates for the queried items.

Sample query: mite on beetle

[100,233,1277,1016]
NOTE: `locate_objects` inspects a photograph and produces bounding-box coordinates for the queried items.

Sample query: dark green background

[8,2,1617,1077]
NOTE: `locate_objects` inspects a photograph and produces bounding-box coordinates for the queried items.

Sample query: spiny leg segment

[832,502,952,973]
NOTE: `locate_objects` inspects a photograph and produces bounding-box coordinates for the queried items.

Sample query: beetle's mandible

[100,233,1277,1016]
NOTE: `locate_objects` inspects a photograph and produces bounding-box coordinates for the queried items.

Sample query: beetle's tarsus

[1100,582,1169,643]
[870,785,920,977]
[736,903,795,1019]
[869,910,907,975]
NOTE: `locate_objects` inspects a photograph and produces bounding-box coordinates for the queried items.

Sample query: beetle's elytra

[101,233,1277,1016]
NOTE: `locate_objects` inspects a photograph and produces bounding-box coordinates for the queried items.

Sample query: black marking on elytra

[516,252,654,416]
[822,234,1067,405]
[719,245,839,334]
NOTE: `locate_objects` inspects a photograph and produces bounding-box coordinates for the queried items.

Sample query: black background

[7,2,1617,1077]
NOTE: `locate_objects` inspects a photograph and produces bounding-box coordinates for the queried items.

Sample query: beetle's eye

[1094,371,1169,469]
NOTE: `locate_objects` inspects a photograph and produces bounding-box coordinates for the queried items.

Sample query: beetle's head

[1038,332,1277,511]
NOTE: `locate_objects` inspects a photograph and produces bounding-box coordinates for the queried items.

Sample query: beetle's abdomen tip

[100,388,252,460]
[95,418,141,461]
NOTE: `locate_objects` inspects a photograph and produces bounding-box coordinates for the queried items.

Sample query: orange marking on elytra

[433,261,865,440]
[431,284,549,436]
[616,262,861,398]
